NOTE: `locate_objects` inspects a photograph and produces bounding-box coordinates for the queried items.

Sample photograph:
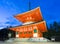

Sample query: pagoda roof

[10,21,47,32]
[14,7,43,23]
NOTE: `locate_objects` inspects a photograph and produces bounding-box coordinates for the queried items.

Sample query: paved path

[0,42,60,44]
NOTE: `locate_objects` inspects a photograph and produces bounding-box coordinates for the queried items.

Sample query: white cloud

[0,27,4,29]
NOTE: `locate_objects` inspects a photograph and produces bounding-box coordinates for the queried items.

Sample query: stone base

[14,37,50,42]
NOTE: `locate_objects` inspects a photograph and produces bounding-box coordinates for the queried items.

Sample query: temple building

[10,7,47,38]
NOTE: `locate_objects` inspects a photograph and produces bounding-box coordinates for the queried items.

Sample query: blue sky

[0,0,60,29]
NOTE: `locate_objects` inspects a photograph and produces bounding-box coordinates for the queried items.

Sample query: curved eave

[10,21,47,32]
[14,7,43,23]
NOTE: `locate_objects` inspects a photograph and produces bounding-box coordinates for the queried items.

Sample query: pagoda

[10,7,47,38]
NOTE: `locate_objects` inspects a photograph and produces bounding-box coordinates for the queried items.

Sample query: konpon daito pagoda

[10,7,47,38]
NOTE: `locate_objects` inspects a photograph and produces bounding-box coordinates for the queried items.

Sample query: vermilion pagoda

[10,7,47,38]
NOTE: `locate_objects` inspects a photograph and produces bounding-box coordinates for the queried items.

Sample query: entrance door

[33,29,38,37]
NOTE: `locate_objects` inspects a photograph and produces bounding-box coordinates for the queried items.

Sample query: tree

[43,21,60,40]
